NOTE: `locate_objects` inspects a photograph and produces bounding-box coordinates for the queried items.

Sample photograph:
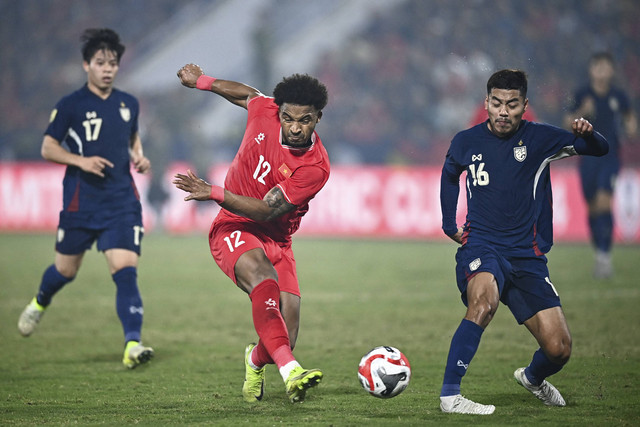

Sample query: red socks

[249,279,294,368]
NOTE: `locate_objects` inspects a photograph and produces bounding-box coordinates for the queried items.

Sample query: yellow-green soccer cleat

[242,343,265,402]
[122,341,154,369]
[18,297,46,337]
[285,366,323,403]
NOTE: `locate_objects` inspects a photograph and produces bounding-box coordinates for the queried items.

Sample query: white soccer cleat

[18,297,46,337]
[440,394,495,415]
[514,367,566,406]
[593,251,613,279]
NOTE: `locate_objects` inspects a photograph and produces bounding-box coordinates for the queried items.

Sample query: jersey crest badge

[513,145,527,162]
[469,258,481,272]
[279,163,292,178]
[119,102,131,122]
[49,109,58,123]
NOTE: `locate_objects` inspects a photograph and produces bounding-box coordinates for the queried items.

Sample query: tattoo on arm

[264,186,296,219]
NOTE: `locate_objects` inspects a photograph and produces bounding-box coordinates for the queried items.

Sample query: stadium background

[1,0,639,241]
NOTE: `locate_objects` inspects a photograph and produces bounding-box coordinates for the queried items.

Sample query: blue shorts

[454,244,561,324]
[56,210,144,255]
[579,155,619,201]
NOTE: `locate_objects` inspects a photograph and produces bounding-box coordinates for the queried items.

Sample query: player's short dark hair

[590,51,614,66]
[81,28,125,64]
[487,69,528,98]
[273,74,328,111]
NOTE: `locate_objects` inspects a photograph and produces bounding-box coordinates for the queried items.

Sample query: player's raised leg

[18,253,81,337]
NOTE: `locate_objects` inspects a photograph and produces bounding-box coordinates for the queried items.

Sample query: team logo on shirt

[119,102,131,122]
[513,143,527,162]
[469,258,481,272]
[49,109,58,123]
[254,133,266,144]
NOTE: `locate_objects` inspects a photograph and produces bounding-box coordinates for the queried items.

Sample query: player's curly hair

[487,69,528,98]
[273,74,328,111]
[81,28,125,64]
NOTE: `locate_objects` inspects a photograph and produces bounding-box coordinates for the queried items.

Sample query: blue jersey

[441,120,608,256]
[46,85,141,215]
[569,85,631,158]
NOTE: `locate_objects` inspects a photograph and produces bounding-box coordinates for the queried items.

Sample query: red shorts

[209,218,300,297]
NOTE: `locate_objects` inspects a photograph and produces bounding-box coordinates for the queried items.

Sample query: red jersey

[217,95,330,242]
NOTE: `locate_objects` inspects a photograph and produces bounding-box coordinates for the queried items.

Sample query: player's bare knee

[465,299,497,327]
[544,338,572,365]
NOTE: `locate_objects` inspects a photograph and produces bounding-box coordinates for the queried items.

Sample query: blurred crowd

[314,0,640,164]
[1,0,639,168]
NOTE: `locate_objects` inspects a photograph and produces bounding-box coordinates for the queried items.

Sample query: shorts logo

[514,145,527,162]
[57,228,65,243]
[469,258,481,272]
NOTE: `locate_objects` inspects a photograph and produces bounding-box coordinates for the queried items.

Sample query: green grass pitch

[1,234,639,425]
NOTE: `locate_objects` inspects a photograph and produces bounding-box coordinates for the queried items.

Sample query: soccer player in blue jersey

[564,52,638,279]
[438,69,609,414]
[17,28,154,369]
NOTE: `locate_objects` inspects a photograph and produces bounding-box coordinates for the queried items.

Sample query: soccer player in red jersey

[174,64,329,403]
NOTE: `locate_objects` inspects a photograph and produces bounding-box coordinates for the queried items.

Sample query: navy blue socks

[36,264,74,307]
[112,266,143,343]
[441,319,484,396]
[524,348,564,385]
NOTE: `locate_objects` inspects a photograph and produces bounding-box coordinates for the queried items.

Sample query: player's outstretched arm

[177,63,262,109]
[41,135,114,178]
[172,170,295,222]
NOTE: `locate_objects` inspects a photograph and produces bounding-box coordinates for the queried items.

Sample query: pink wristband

[196,75,217,91]
[210,185,225,203]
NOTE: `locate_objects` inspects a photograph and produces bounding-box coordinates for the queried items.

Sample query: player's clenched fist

[177,63,204,88]
[571,117,594,137]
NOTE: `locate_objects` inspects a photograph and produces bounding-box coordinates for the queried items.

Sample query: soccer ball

[358,346,411,398]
